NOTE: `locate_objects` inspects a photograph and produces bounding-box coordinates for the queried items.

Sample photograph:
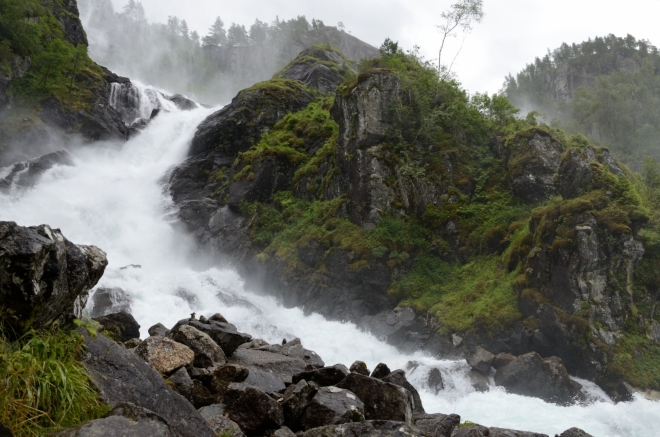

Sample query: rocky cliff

[169,45,660,399]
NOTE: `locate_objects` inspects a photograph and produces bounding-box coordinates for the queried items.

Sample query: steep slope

[0,0,129,166]
[170,45,660,400]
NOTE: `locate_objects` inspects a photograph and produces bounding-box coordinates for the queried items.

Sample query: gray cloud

[107,0,660,94]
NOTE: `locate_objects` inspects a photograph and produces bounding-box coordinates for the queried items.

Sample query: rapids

[0,90,657,437]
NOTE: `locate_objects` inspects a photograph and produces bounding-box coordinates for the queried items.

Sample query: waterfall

[0,94,658,437]
[108,81,178,124]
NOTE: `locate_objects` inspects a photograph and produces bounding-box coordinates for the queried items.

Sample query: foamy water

[0,89,657,437]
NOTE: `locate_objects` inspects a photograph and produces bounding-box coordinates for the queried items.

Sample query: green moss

[608,333,660,390]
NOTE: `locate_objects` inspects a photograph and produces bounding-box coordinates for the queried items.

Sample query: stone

[167,94,198,111]
[47,403,178,437]
[293,364,350,386]
[173,319,252,356]
[335,373,413,424]
[0,151,74,192]
[124,338,142,349]
[452,334,464,347]
[556,428,594,437]
[298,386,365,430]
[273,426,296,437]
[233,347,306,385]
[167,367,194,401]
[298,421,424,437]
[427,368,444,394]
[0,421,13,437]
[281,379,318,426]
[171,324,227,368]
[78,330,214,437]
[362,308,417,341]
[191,380,215,408]
[134,336,195,375]
[381,370,425,414]
[94,311,141,342]
[278,47,354,94]
[0,222,107,334]
[465,346,495,375]
[494,352,584,405]
[370,363,391,379]
[149,323,169,337]
[492,353,517,370]
[198,404,245,437]
[223,383,284,435]
[453,425,490,437]
[86,287,131,319]
[350,361,371,376]
[413,413,461,437]
[489,428,548,437]
[469,369,491,392]
[255,338,326,368]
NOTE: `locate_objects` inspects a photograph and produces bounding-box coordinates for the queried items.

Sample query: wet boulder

[556,428,594,437]
[452,424,490,437]
[381,370,425,414]
[86,287,131,318]
[469,369,491,392]
[223,383,285,435]
[134,336,195,375]
[492,353,516,370]
[78,330,215,437]
[413,413,461,437]
[293,364,350,386]
[298,386,365,430]
[171,324,227,368]
[0,221,107,334]
[370,363,391,379]
[233,347,306,385]
[94,311,141,342]
[494,352,583,405]
[0,151,74,192]
[167,367,194,401]
[490,428,548,437]
[335,373,413,424]
[255,338,325,368]
[427,368,444,394]
[198,404,246,437]
[48,403,178,437]
[281,379,318,427]
[173,318,252,356]
[149,323,169,337]
[350,361,371,376]
[298,420,424,437]
[167,94,198,111]
[465,346,495,375]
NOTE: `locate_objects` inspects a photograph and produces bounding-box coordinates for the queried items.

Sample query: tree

[180,19,189,39]
[122,0,146,22]
[190,30,200,46]
[437,0,484,74]
[227,23,248,47]
[68,44,88,92]
[380,38,399,56]
[167,16,180,35]
[202,17,226,47]
[337,21,345,32]
[249,19,268,45]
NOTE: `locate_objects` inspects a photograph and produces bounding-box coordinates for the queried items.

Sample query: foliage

[0,329,108,437]
[436,0,484,73]
[608,329,660,390]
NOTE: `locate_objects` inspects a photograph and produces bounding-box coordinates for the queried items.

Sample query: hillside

[504,34,660,170]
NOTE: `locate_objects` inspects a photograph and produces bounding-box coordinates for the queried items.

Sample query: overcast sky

[108,0,660,94]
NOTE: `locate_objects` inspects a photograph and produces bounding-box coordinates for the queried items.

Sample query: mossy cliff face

[170,47,660,397]
[0,0,129,166]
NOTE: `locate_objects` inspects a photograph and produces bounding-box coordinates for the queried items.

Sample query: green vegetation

[0,328,108,437]
[608,323,660,390]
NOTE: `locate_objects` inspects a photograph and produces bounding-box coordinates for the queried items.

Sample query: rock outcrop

[0,151,74,192]
[93,311,140,342]
[0,221,107,334]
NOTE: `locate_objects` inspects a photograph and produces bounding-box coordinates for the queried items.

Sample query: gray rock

[427,368,444,394]
[381,370,425,414]
[173,319,252,356]
[413,413,460,437]
[465,346,495,375]
[299,386,365,430]
[494,352,583,405]
[191,380,215,408]
[0,151,74,192]
[282,379,317,427]
[298,420,424,437]
[453,425,490,437]
[469,369,491,392]
[452,334,463,347]
[149,323,169,337]
[556,428,594,437]
[335,373,413,424]
[490,427,548,437]
[134,336,195,375]
[94,311,141,342]
[87,287,131,318]
[273,426,296,437]
[47,403,178,437]
[223,383,284,434]
[370,363,391,379]
[194,364,250,394]
[350,361,371,376]
[233,347,306,385]
[293,364,350,386]
[78,330,214,437]
[167,367,194,400]
[171,324,227,368]
[167,94,198,111]
[362,307,417,340]
[256,338,326,368]
[492,353,516,370]
[0,221,107,334]
[198,404,245,437]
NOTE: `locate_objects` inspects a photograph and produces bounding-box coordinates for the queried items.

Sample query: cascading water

[109,81,177,124]
[0,97,658,437]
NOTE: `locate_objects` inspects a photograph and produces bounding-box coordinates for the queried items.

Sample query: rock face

[278,46,355,94]
[0,221,107,334]
[335,373,413,424]
[78,330,215,437]
[134,336,195,375]
[558,145,622,199]
[93,311,141,342]
[298,386,365,430]
[0,151,74,192]
[494,352,583,405]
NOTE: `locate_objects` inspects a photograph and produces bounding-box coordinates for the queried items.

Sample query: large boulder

[232,347,306,386]
[167,367,194,401]
[93,311,140,342]
[0,151,74,192]
[173,318,252,356]
[465,346,495,375]
[412,413,460,437]
[556,428,594,437]
[78,330,215,437]
[255,338,325,368]
[171,324,227,368]
[490,428,548,437]
[86,287,131,318]
[0,222,107,334]
[281,379,318,427]
[193,364,250,394]
[47,403,179,437]
[134,336,195,375]
[380,370,425,414]
[298,421,424,437]
[298,386,365,430]
[223,382,285,435]
[198,404,245,437]
[335,373,413,424]
[293,364,350,386]
[494,352,583,405]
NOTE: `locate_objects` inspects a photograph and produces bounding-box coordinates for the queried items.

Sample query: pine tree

[180,19,189,38]
[202,17,226,47]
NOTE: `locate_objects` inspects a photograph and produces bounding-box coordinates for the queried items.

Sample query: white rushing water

[0,90,658,437]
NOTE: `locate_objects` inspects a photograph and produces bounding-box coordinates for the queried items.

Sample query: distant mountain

[504,34,660,169]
